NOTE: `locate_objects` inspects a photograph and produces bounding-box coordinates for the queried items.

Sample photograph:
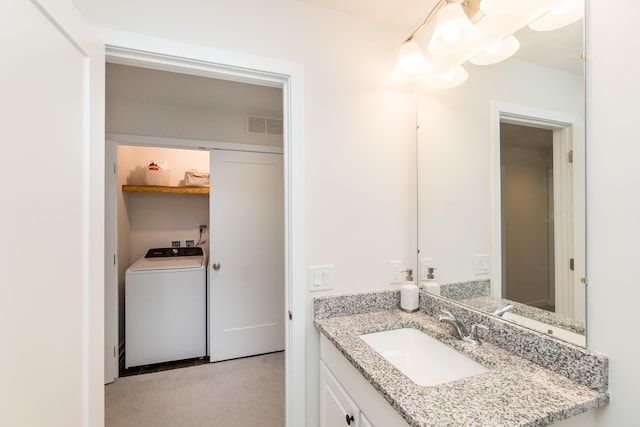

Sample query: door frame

[490,102,582,315]
[101,29,306,427]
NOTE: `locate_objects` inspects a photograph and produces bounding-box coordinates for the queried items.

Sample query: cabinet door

[361,413,374,427]
[320,362,360,427]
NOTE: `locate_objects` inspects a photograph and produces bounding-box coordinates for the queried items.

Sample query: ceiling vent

[247,115,283,135]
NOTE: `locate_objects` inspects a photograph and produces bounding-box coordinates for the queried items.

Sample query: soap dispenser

[423,267,440,296]
[400,269,419,313]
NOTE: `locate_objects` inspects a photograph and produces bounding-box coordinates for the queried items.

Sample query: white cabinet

[320,335,409,427]
[320,362,360,427]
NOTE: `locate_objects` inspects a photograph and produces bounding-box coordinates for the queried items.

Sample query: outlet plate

[389,261,402,284]
[474,254,490,275]
[419,258,432,281]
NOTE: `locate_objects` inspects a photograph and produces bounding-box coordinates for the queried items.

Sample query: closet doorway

[105,63,285,378]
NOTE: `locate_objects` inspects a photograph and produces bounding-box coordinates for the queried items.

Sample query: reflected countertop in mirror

[416,15,586,345]
[435,279,585,339]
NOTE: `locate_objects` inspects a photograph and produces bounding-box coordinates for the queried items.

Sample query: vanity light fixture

[391,0,481,82]
[427,65,469,90]
[392,0,583,85]
[529,0,584,31]
[391,41,431,82]
[428,0,478,55]
[470,35,520,65]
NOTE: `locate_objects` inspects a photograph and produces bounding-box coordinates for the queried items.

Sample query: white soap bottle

[422,267,440,295]
[400,269,419,313]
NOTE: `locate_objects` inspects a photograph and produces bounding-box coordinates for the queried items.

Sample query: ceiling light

[428,1,477,55]
[529,0,583,32]
[470,35,520,65]
[391,41,430,82]
[480,0,522,15]
[427,66,469,90]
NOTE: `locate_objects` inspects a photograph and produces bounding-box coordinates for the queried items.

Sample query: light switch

[313,271,322,286]
[322,270,330,286]
[309,265,333,292]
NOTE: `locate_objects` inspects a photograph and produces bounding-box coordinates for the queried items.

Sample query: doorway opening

[102,41,306,426]
[500,123,556,311]
[104,61,287,421]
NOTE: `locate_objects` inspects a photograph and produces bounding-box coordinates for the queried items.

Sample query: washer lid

[128,254,205,271]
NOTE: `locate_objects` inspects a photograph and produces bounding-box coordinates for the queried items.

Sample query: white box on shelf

[144,168,170,186]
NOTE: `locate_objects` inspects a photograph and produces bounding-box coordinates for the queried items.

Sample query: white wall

[417,59,582,284]
[587,1,640,425]
[72,0,416,425]
[106,63,284,146]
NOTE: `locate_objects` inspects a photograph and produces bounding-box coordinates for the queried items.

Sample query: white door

[209,150,284,362]
[0,0,104,425]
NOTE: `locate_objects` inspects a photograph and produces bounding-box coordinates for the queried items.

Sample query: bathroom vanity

[315,290,609,427]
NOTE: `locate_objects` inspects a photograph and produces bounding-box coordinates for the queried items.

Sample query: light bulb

[552,0,575,15]
[470,35,520,66]
[428,2,477,55]
[391,41,430,82]
[485,40,504,55]
[441,70,456,81]
[427,66,468,90]
[529,0,583,32]
[443,27,461,44]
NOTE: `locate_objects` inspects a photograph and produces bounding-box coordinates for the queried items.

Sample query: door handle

[212,262,221,271]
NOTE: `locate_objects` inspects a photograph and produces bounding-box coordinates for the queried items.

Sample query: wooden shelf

[122,185,209,195]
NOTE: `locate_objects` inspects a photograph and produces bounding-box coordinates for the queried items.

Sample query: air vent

[247,115,283,135]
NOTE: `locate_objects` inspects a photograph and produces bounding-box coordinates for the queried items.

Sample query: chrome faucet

[493,304,513,317]
[437,310,487,345]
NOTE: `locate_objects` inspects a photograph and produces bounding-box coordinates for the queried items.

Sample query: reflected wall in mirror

[416,17,586,346]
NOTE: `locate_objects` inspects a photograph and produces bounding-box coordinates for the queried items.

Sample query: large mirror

[416,13,586,345]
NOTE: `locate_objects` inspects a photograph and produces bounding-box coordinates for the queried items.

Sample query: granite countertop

[315,298,608,427]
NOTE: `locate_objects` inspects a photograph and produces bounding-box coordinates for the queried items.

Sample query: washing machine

[125,247,207,368]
